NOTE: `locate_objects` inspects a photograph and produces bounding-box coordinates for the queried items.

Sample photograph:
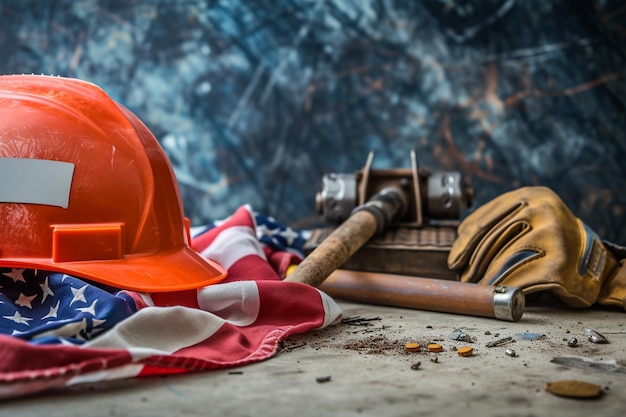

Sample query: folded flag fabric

[0,205,342,399]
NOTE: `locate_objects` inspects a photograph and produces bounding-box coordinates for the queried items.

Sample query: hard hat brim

[1,247,228,293]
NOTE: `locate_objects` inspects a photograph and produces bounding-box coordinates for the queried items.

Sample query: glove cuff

[597,260,626,310]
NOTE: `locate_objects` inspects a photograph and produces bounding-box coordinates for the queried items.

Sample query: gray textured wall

[2,0,625,243]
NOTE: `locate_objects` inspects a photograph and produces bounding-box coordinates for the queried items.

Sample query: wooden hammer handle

[319,270,525,321]
[284,210,379,287]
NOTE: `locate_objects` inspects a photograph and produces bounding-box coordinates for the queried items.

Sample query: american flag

[0,205,342,399]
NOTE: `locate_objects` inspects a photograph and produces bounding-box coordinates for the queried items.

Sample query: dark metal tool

[285,151,525,321]
[304,150,473,279]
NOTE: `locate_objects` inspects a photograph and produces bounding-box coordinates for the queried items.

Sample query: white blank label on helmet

[0,158,75,208]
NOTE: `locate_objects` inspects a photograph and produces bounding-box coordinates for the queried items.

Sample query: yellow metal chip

[427,343,443,352]
[457,346,473,357]
[405,342,421,352]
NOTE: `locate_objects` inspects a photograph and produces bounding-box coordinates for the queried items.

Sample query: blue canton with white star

[191,212,309,256]
[0,268,139,345]
[254,212,308,255]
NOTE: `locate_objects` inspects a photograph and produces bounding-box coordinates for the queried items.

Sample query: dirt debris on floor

[281,312,624,399]
[286,315,622,362]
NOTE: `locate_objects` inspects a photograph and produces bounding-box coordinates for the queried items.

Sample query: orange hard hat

[0,74,227,292]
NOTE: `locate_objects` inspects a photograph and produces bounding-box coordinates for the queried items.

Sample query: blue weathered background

[2,0,625,243]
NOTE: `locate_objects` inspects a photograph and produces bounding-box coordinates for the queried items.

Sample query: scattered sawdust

[341,334,403,355]
[287,316,407,354]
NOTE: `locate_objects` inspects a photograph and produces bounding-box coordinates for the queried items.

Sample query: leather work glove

[448,186,625,310]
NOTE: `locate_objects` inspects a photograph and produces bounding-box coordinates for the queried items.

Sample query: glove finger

[473,244,545,287]
[459,219,532,283]
[449,196,527,270]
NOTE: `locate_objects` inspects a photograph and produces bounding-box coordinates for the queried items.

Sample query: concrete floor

[3,296,625,417]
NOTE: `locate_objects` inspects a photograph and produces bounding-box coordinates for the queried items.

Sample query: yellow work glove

[448,186,624,309]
